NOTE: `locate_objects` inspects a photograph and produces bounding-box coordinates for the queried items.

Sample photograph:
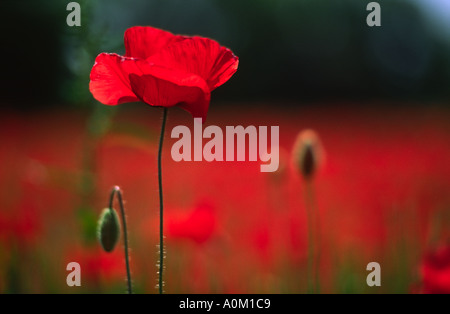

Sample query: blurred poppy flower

[166,201,217,245]
[142,201,218,245]
[419,245,450,294]
[89,26,239,122]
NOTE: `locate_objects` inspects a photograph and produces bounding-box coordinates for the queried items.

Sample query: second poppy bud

[292,129,323,181]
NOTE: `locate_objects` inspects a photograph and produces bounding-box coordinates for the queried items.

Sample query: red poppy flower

[166,201,217,245]
[89,26,239,122]
[419,245,450,294]
[141,201,218,245]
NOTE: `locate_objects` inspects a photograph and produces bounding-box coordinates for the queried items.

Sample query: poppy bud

[301,143,315,179]
[292,129,323,180]
[97,208,121,252]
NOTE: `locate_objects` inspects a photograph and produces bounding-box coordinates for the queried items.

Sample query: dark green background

[1,0,449,110]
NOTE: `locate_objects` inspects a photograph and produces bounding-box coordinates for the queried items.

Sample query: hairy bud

[97,208,121,252]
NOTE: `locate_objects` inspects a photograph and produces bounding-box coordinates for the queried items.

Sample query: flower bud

[292,129,323,180]
[301,143,315,179]
[97,208,121,252]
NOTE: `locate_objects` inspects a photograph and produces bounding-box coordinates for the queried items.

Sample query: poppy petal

[150,37,239,90]
[89,53,140,105]
[124,26,186,59]
[129,63,211,121]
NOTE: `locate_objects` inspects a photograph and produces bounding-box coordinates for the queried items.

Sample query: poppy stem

[158,107,168,294]
[109,185,132,294]
[305,180,319,294]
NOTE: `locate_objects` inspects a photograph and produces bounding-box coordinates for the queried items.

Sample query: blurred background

[0,0,449,293]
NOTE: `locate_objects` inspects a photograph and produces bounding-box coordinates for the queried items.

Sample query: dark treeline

[1,0,449,111]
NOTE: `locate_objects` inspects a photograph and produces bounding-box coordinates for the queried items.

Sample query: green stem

[158,108,168,294]
[305,180,319,293]
[109,186,132,294]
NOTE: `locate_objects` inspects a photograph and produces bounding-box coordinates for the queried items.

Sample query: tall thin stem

[305,180,319,293]
[109,186,132,294]
[158,108,168,294]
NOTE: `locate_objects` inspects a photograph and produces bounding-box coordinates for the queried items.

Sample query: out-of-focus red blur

[0,103,449,293]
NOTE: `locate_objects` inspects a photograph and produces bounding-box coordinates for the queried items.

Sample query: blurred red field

[0,103,449,293]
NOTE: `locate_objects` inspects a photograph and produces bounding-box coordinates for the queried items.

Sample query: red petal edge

[124,26,186,59]
[89,53,140,105]
[149,36,239,90]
